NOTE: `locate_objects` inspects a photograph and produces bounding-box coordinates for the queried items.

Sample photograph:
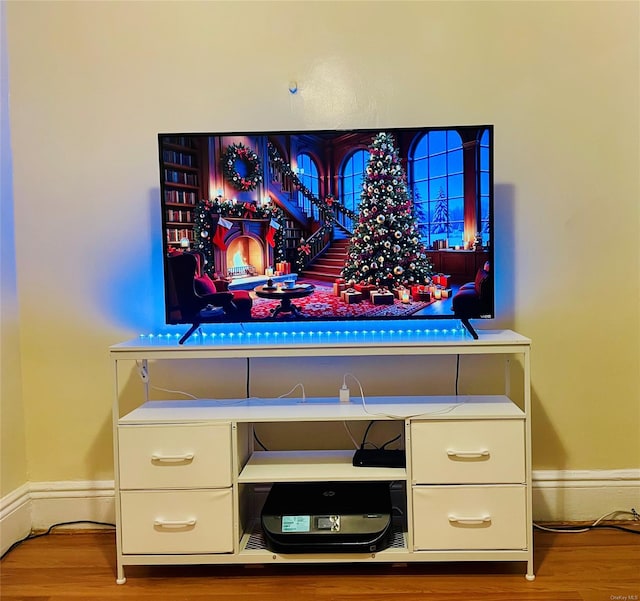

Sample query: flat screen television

[159,125,493,341]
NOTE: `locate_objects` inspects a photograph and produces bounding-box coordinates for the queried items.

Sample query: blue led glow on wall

[138,319,471,347]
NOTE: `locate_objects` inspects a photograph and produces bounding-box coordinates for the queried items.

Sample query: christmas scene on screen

[160,126,493,324]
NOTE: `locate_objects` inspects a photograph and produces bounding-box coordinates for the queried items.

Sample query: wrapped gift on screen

[276,262,291,275]
[333,281,346,296]
[341,289,362,304]
[411,285,431,302]
[354,283,376,300]
[370,290,394,305]
[441,287,452,299]
[433,274,450,287]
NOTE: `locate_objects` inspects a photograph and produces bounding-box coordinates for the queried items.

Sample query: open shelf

[120,395,523,424]
[239,525,409,558]
[238,450,407,483]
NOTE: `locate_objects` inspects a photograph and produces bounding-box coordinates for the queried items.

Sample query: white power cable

[343,372,468,419]
[533,510,637,533]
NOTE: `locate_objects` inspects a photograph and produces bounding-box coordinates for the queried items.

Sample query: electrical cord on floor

[533,509,640,535]
[1,520,116,560]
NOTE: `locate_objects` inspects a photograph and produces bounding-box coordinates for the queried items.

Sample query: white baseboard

[28,480,116,530]
[0,483,31,557]
[531,469,640,522]
[0,480,116,556]
[1,470,638,555]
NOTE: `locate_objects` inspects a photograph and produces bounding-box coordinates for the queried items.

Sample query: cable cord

[533,510,640,534]
[360,420,376,449]
[343,421,360,450]
[250,382,306,451]
[253,429,268,451]
[381,433,402,449]
[357,420,403,451]
[276,382,306,401]
[246,357,251,398]
[1,520,116,560]
[343,372,468,420]
[150,385,199,400]
[149,388,256,406]
[137,358,253,403]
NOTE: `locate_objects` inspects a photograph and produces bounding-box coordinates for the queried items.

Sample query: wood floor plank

[1,529,638,600]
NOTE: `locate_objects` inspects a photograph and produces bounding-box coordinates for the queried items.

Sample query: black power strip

[352,449,406,468]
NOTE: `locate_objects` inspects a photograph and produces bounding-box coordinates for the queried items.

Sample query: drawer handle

[448,515,492,525]
[153,518,197,529]
[151,453,195,464]
[447,449,490,459]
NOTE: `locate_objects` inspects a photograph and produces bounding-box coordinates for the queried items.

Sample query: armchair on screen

[166,252,252,344]
[452,261,493,325]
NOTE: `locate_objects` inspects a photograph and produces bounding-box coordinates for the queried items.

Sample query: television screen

[159,126,493,338]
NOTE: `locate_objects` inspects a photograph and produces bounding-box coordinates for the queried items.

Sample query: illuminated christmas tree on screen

[342,132,433,288]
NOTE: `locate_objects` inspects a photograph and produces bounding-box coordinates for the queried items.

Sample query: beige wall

[1,3,28,497]
[3,0,638,492]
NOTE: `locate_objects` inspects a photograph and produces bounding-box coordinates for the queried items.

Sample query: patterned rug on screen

[249,284,433,320]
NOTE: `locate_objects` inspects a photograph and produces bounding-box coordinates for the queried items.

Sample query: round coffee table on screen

[254,284,315,318]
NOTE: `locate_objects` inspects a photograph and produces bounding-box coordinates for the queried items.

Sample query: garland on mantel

[192,197,285,276]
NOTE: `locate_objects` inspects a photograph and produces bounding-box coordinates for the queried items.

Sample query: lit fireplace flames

[233,251,248,267]
[227,237,260,278]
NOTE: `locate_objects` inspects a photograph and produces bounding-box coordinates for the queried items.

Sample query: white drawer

[118,423,232,489]
[411,420,524,484]
[120,489,234,554]
[412,485,527,550]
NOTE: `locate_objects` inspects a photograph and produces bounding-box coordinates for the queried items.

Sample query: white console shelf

[110,327,533,583]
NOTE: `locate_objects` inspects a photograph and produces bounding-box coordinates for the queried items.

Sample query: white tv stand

[110,327,533,583]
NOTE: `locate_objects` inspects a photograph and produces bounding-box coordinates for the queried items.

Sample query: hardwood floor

[1,527,638,600]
